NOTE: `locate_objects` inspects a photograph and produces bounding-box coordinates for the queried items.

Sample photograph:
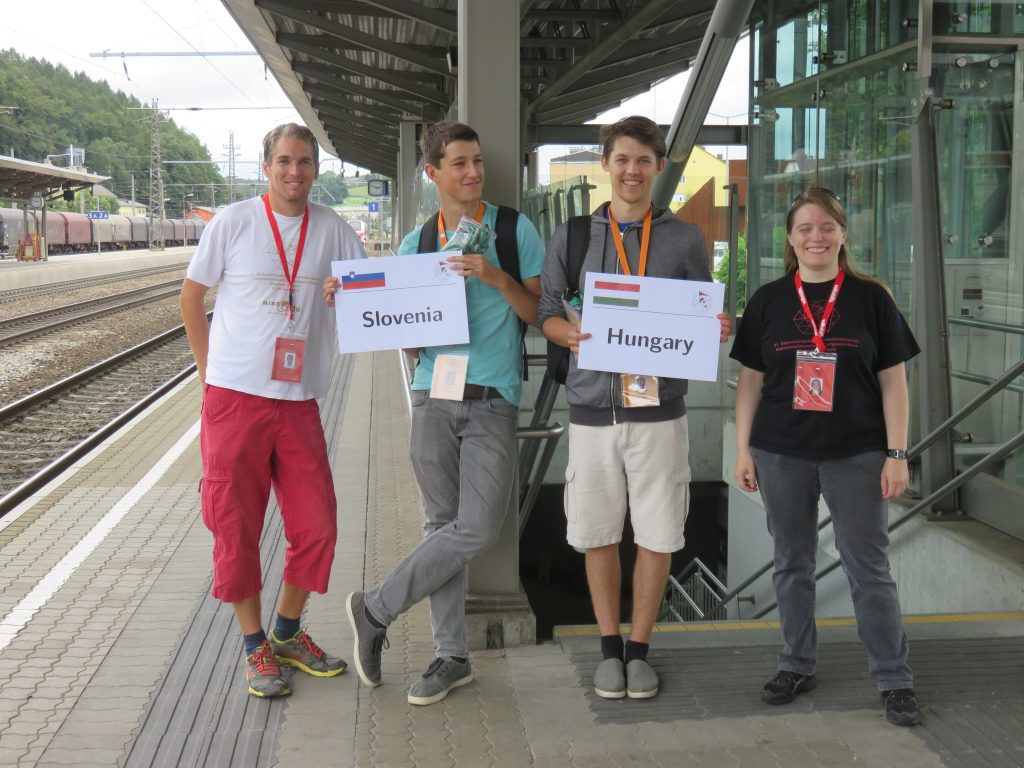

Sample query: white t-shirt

[187,196,364,400]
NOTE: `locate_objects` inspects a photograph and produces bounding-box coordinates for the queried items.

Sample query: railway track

[0,264,186,304]
[0,280,184,347]
[0,320,204,513]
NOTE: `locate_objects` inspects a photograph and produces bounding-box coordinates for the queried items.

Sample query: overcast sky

[1,1,749,182]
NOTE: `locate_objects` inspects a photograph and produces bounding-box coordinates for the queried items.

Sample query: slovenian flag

[593,280,640,308]
[342,271,386,290]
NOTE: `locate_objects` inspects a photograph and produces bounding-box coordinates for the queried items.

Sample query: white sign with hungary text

[576,271,724,381]
[331,252,469,353]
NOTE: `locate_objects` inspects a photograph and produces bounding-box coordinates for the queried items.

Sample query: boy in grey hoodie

[538,115,731,700]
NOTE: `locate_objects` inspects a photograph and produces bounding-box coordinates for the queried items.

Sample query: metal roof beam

[300,1,403,18]
[525,123,745,147]
[280,36,450,105]
[255,0,451,77]
[322,126,393,160]
[315,106,398,141]
[325,133,395,171]
[524,9,622,23]
[297,65,426,116]
[354,0,457,36]
[527,0,679,115]
[309,93,401,124]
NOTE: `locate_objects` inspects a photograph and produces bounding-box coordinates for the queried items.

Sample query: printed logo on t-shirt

[791,301,839,337]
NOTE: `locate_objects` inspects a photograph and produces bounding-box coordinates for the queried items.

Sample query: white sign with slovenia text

[576,272,724,381]
[331,252,469,353]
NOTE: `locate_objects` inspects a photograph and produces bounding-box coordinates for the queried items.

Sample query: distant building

[547,145,730,210]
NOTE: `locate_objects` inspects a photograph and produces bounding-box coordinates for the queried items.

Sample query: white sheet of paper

[332,252,469,353]
[576,272,724,381]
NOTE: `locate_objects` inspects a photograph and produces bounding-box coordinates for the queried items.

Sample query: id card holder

[430,354,468,400]
[793,350,837,412]
[272,337,306,383]
[621,374,660,408]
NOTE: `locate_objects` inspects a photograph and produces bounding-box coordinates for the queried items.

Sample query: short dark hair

[420,121,480,168]
[263,123,319,168]
[599,116,667,161]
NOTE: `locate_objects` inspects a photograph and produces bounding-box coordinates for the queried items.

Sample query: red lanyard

[794,270,844,352]
[437,202,485,248]
[607,206,652,277]
[263,194,309,322]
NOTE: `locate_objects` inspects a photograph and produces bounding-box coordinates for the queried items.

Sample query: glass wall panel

[931,48,1023,482]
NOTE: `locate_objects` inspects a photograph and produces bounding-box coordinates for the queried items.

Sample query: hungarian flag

[593,280,640,308]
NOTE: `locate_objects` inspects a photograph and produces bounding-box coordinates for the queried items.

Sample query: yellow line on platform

[552,611,1024,639]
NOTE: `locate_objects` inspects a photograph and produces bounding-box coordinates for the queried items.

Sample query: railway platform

[0,248,194,291]
[0,350,1021,767]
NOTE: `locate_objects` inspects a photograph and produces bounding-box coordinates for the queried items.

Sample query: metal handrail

[751,426,1024,618]
[666,356,1024,622]
[948,316,1024,337]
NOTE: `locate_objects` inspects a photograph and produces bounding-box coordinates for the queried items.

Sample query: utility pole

[223,132,238,204]
[146,100,166,250]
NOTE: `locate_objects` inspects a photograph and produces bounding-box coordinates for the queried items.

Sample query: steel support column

[397,121,419,246]
[651,0,754,208]
[910,0,958,513]
[457,0,534,647]
[457,0,521,208]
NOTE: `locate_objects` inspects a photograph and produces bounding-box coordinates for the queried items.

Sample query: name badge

[793,350,837,412]
[621,373,660,407]
[430,354,468,400]
[272,337,306,383]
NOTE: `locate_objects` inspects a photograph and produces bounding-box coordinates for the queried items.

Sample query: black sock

[449,656,468,664]
[364,606,386,629]
[624,640,649,664]
[274,613,301,641]
[244,630,267,656]
[600,634,624,661]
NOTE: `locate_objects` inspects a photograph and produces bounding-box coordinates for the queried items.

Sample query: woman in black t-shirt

[730,188,922,727]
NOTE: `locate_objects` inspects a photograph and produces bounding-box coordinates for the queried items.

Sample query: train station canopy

[0,156,110,202]
[222,0,717,176]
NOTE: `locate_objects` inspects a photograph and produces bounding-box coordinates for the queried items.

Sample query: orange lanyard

[607,206,652,277]
[437,202,485,248]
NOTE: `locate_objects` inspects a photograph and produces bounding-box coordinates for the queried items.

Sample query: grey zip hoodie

[538,204,712,426]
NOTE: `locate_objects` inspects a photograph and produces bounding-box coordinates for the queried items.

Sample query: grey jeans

[751,448,913,691]
[365,389,518,658]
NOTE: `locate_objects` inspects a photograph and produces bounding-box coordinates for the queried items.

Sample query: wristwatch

[886,449,908,460]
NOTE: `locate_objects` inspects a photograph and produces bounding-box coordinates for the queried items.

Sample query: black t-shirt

[729,273,920,458]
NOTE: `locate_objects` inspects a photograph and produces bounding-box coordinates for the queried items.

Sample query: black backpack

[545,215,592,384]
[417,205,529,377]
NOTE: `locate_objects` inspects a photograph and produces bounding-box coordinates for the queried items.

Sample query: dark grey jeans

[365,390,518,658]
[751,448,913,691]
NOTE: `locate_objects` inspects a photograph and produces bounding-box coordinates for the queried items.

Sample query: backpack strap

[566,215,591,291]
[417,212,440,254]
[494,205,521,284]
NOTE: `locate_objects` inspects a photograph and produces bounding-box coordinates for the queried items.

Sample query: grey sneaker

[345,591,388,687]
[625,659,659,699]
[593,658,626,699]
[269,628,347,677]
[407,657,474,706]
[245,640,291,698]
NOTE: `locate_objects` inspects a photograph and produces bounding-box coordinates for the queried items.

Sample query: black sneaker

[760,670,817,705]
[882,688,921,726]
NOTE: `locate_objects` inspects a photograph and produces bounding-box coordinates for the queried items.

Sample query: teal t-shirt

[398,202,544,405]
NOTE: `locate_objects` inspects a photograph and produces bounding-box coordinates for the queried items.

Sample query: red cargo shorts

[199,385,337,602]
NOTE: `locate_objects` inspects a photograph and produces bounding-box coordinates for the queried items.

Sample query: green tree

[713,234,748,313]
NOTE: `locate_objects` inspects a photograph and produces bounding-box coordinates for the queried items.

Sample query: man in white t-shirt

[180,123,364,698]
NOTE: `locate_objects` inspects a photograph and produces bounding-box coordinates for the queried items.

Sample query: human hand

[447,253,506,290]
[734,450,758,492]
[881,457,909,499]
[717,312,734,342]
[567,325,591,355]
[323,276,340,307]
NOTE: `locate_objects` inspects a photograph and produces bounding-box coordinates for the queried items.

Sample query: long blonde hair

[783,188,880,286]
